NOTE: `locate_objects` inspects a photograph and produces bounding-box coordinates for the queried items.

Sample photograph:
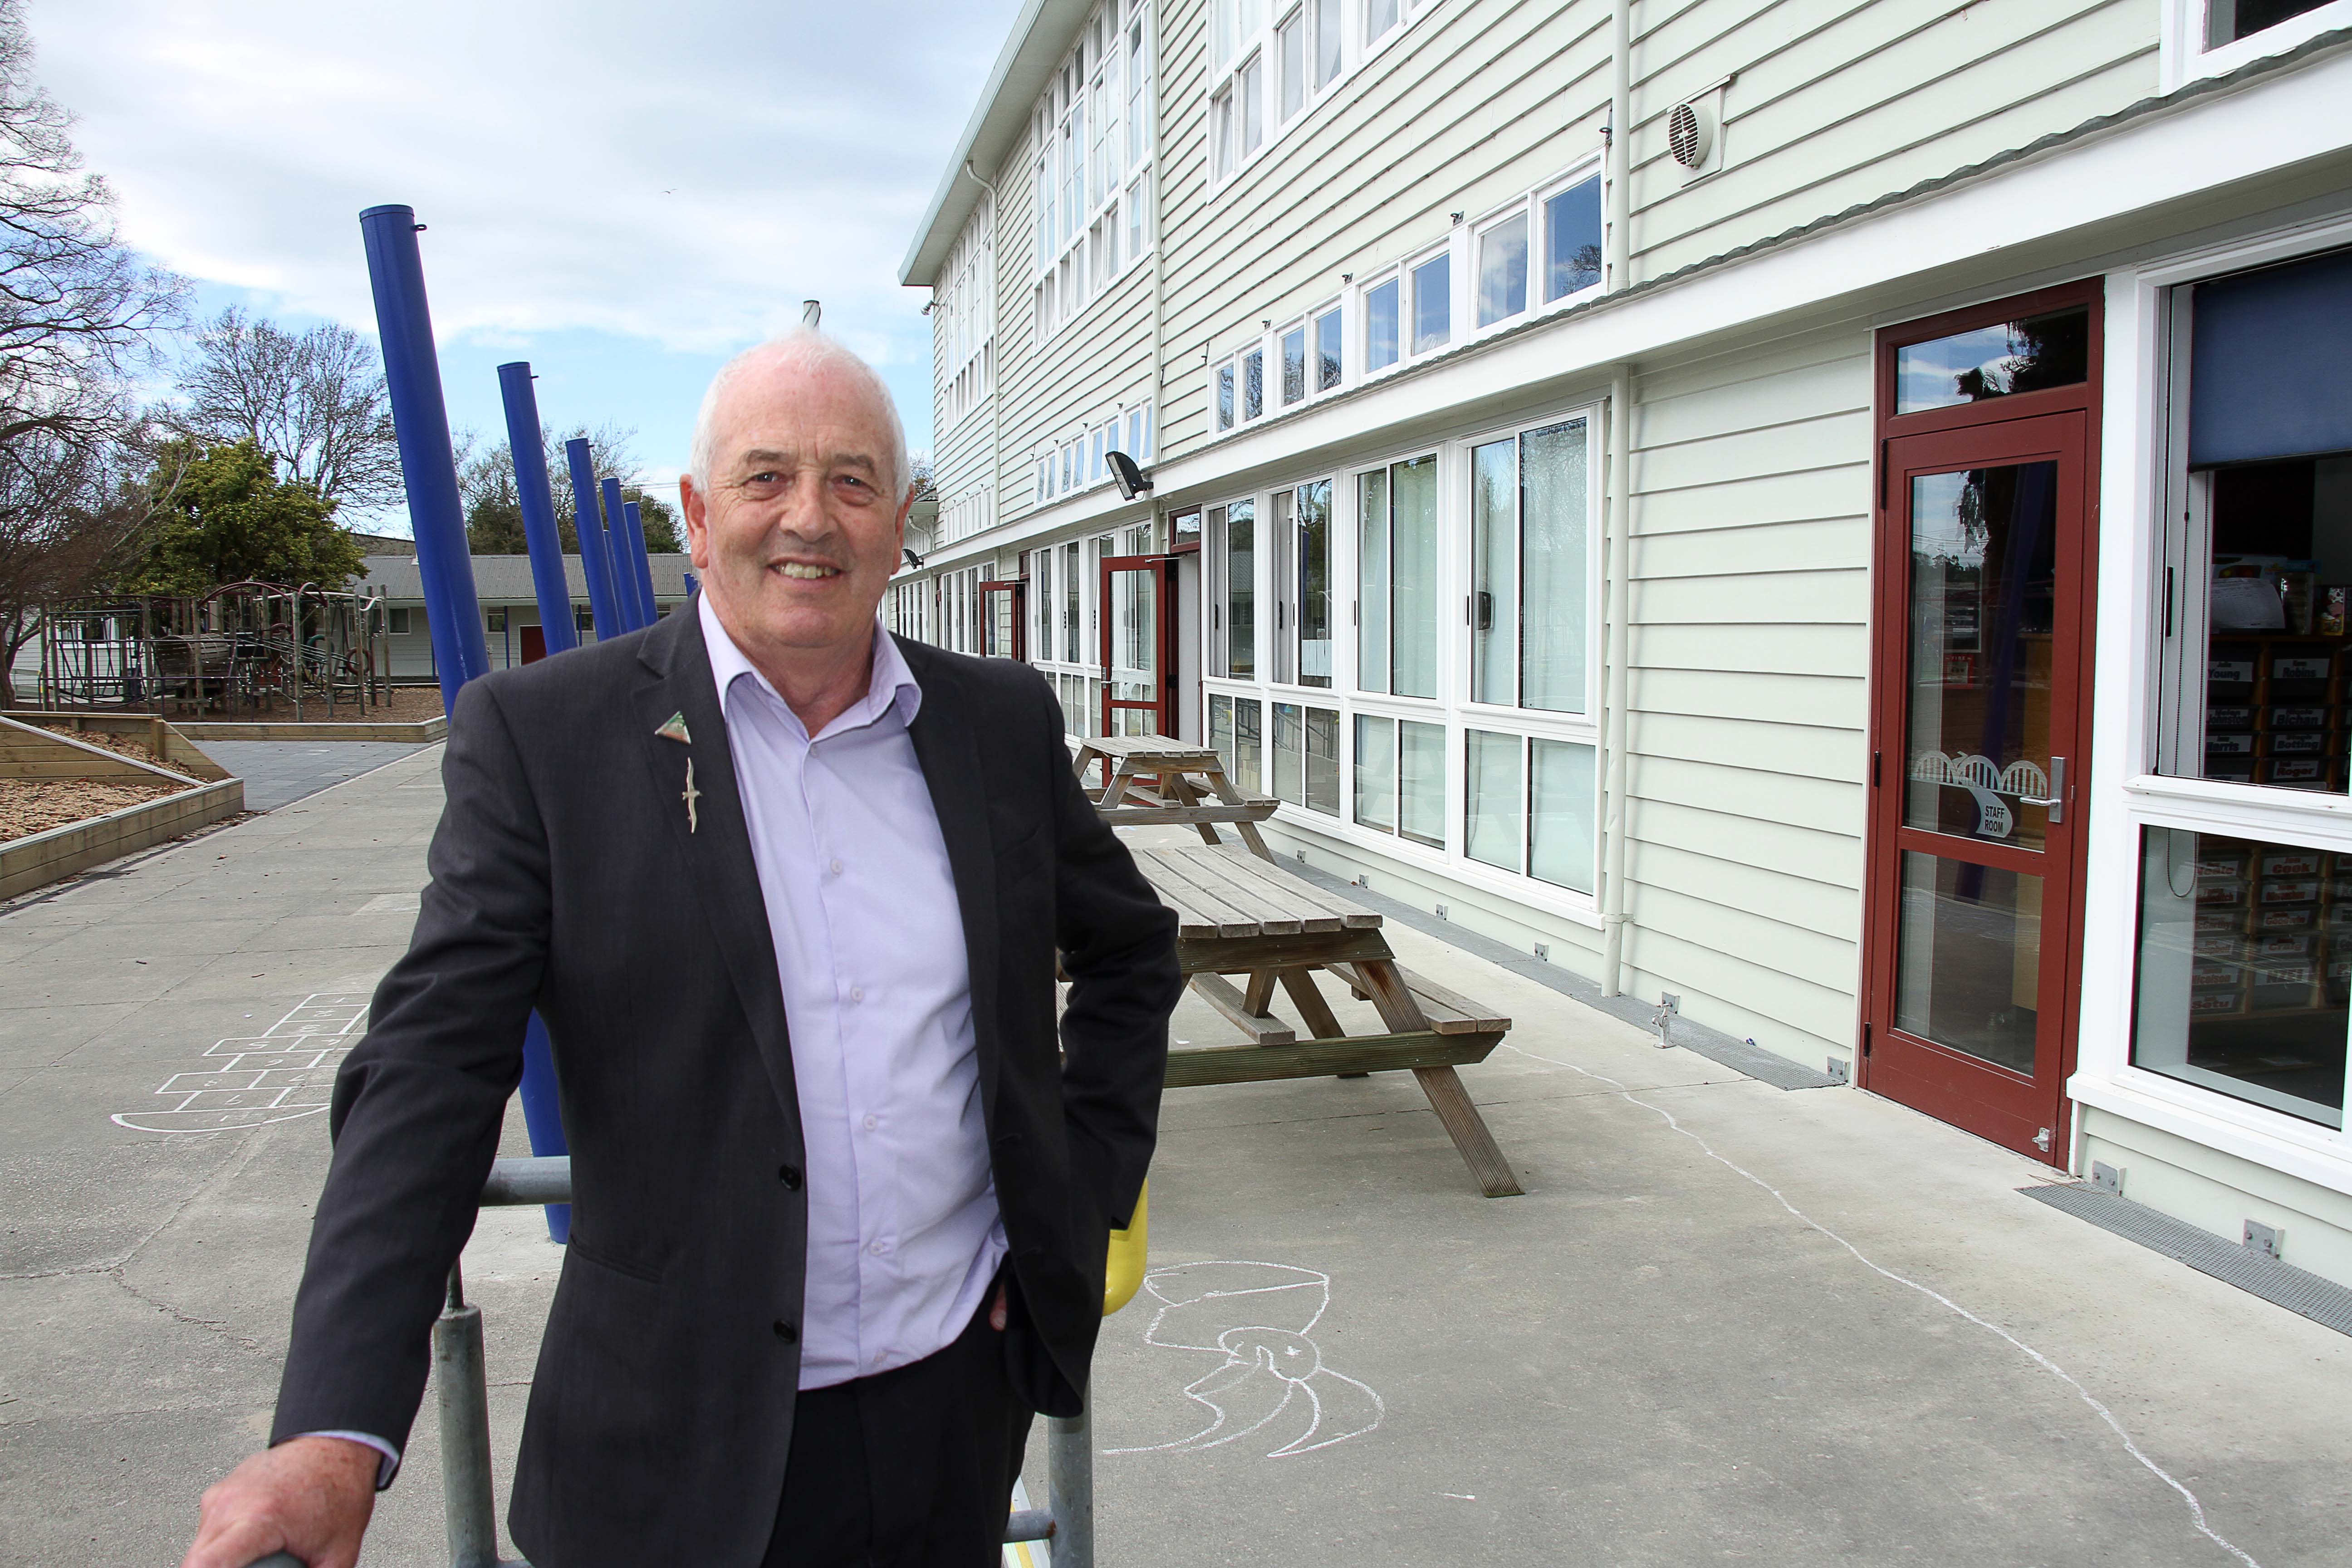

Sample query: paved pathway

[1,763,2348,1566]
[195,740,427,812]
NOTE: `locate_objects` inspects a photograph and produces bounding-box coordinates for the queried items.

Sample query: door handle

[2019,756,2067,823]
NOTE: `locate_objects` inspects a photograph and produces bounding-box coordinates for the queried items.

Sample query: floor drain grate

[2022,1181,2352,1338]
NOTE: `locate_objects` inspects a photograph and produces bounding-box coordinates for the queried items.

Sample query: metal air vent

[1665,76,1735,178]
[1667,101,1711,169]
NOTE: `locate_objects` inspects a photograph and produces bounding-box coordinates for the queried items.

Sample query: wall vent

[1666,77,1734,179]
[1667,101,1712,169]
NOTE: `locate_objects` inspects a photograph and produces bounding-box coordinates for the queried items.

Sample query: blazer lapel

[899,639,1004,1122]
[631,605,802,1134]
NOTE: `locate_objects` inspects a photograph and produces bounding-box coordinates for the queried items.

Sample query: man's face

[681,358,908,663]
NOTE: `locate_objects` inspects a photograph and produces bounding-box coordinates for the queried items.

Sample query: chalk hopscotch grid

[111,993,368,1134]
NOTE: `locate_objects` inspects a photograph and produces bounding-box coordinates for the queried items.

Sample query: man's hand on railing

[180,1435,377,1568]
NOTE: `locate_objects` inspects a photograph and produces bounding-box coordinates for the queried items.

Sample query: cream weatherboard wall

[1616,323,1874,1072]
[1626,0,2158,283]
[1158,0,1617,458]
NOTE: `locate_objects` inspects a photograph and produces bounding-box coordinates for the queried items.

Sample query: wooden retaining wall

[0,717,245,900]
[0,779,245,901]
[0,711,231,780]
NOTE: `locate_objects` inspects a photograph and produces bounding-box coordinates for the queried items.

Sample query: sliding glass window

[1471,416,1592,713]
[1209,501,1256,678]
[1358,456,1438,698]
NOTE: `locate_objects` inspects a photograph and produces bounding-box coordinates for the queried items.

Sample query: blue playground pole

[360,207,567,1242]
[603,478,647,628]
[495,363,577,657]
[358,206,486,710]
[621,500,659,622]
[563,439,626,639]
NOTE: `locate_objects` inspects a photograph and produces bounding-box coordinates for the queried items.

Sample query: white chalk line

[1498,1041,2261,1568]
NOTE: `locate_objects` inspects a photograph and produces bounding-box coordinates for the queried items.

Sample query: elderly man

[183,333,1181,1568]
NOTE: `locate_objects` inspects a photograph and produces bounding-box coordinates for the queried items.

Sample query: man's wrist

[281,1431,402,1491]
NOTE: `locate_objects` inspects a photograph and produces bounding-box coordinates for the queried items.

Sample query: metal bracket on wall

[2245,1220,2285,1262]
[1653,992,1680,1048]
[1824,1057,1851,1085]
[2092,1161,2123,1196]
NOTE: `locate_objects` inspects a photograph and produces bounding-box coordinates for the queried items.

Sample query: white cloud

[28,0,1019,370]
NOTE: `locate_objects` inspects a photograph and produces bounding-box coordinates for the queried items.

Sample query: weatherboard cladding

[957,42,1158,532]
[1614,323,1874,1062]
[1628,0,2156,284]
[913,0,2337,1065]
[1157,1,1621,462]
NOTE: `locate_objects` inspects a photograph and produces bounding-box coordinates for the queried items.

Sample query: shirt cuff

[283,1430,402,1491]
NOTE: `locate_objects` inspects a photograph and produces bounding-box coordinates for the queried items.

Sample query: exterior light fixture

[1107,451,1154,502]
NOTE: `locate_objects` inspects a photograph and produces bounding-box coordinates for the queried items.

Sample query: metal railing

[246,1155,1125,1568]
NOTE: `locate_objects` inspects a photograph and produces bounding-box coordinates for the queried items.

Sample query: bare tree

[0,0,180,457]
[0,0,185,696]
[0,422,188,700]
[172,306,403,511]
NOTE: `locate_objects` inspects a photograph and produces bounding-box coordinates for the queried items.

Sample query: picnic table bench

[1132,843,1524,1197]
[1072,733,1278,860]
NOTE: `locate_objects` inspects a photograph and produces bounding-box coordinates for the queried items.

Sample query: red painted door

[1098,554,1180,736]
[1861,410,2094,1159]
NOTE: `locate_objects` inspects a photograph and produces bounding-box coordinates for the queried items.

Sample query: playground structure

[32,581,392,720]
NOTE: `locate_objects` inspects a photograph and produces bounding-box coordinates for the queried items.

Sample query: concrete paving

[2,769,2348,1567]
[195,741,427,812]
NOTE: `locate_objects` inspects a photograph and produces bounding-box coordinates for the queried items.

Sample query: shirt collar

[697,591,922,742]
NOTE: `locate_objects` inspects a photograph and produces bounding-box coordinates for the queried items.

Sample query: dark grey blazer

[270,603,1180,1568]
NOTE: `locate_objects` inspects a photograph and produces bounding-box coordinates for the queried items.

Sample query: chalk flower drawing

[1104,1260,1384,1459]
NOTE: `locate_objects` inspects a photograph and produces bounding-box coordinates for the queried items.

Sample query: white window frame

[2070,213,2352,1193]
[934,196,996,438]
[1032,0,1156,343]
[2160,0,2352,90]
[1197,395,1608,917]
[1205,0,1441,192]
[1032,400,1159,507]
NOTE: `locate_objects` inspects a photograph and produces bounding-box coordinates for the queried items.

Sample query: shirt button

[863,1114,878,1131]
[777,1163,802,1190]
[773,1319,798,1343]
[850,986,865,1004]
[869,1240,887,1255]
[830,858,845,876]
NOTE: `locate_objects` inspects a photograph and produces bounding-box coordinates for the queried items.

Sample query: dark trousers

[760,1289,1036,1568]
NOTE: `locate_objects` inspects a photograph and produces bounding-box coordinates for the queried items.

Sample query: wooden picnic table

[1132,843,1524,1198]
[1072,733,1278,860]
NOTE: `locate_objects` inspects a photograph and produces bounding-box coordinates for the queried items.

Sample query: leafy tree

[168,307,402,511]
[124,440,364,594]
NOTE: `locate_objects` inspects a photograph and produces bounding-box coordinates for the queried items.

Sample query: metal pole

[562,439,624,640]
[495,363,577,657]
[517,1015,569,1242]
[600,478,646,629]
[434,1262,500,1568]
[1048,1407,1093,1568]
[358,205,488,712]
[620,499,659,623]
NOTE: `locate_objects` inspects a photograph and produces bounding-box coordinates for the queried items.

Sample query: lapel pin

[681,758,701,834]
[656,712,691,745]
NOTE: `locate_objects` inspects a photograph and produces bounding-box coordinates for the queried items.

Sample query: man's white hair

[687,330,911,502]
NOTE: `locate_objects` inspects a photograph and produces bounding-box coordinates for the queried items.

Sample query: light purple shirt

[699,593,1006,1390]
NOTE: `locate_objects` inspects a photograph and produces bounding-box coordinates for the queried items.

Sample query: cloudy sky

[27,0,1024,532]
